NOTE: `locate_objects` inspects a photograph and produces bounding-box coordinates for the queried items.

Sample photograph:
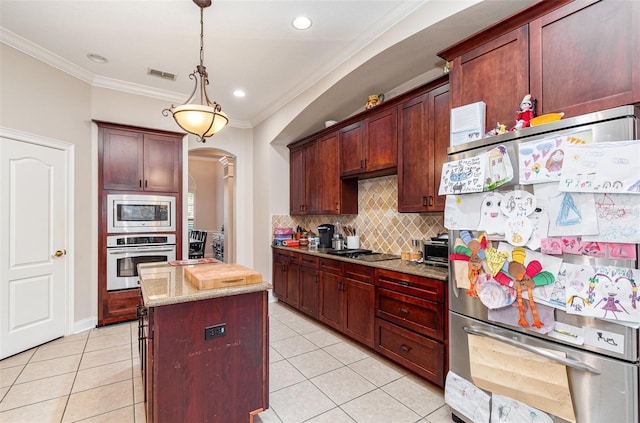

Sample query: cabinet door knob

[399,344,412,353]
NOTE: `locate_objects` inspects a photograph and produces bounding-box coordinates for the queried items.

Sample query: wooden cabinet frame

[96,121,184,326]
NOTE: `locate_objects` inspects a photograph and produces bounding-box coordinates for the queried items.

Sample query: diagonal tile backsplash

[272,175,446,254]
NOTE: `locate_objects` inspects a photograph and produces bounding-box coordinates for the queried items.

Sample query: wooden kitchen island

[138,262,271,423]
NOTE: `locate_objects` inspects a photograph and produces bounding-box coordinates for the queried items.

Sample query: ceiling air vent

[148,68,177,81]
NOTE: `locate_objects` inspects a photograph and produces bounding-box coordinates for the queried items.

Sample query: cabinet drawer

[299,254,319,268]
[376,288,444,341]
[276,251,299,264]
[376,269,445,303]
[375,318,445,388]
[320,258,343,275]
[344,262,374,284]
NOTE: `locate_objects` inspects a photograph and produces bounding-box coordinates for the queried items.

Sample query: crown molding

[1,26,252,129]
[1,27,94,84]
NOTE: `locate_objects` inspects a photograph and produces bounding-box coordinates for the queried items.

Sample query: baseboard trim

[73,316,97,334]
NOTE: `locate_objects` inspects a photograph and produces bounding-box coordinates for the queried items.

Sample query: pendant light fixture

[163,0,228,142]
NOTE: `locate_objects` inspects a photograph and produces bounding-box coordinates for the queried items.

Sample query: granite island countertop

[272,245,449,281]
[138,262,272,308]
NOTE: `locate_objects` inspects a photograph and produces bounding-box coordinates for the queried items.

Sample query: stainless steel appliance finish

[450,312,639,423]
[326,249,400,262]
[423,235,449,267]
[107,194,176,233]
[106,234,176,291]
[447,106,640,423]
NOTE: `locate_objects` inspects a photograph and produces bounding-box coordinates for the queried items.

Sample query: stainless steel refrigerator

[446,106,640,423]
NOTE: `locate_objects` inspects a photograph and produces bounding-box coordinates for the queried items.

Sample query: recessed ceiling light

[86,53,108,64]
[292,16,312,30]
[233,90,246,98]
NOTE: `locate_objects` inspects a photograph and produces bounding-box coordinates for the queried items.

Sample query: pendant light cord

[199,6,205,67]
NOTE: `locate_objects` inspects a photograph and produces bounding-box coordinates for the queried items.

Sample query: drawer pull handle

[399,344,411,353]
[397,281,410,287]
[398,308,409,314]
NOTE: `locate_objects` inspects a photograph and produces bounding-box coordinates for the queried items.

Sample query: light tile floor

[0,298,451,423]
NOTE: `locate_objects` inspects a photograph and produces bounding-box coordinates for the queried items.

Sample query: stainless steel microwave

[107,194,176,233]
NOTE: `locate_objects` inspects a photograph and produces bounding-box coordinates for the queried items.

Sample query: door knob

[52,249,67,257]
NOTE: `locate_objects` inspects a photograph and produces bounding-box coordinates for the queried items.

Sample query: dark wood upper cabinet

[289,140,318,215]
[100,125,181,193]
[398,80,449,213]
[529,0,640,117]
[339,121,365,176]
[429,85,450,212]
[101,127,144,191]
[142,133,181,193]
[447,25,529,131]
[318,131,358,215]
[440,0,640,125]
[340,108,397,178]
[363,107,398,174]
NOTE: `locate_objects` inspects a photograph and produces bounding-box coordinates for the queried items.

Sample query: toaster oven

[423,234,449,267]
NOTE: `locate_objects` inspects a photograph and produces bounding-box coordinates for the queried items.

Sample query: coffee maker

[317,224,335,248]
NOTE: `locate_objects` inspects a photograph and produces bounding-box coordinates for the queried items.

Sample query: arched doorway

[187,148,236,263]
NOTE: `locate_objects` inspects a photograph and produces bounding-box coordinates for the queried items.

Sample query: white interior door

[0,135,68,359]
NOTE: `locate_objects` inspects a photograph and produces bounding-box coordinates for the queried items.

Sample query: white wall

[0,45,95,328]
[0,44,258,331]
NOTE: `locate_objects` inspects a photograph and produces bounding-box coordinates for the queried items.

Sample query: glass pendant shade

[172,104,229,138]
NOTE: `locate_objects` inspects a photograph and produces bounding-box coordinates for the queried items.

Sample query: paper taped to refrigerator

[445,371,490,423]
[491,393,553,423]
[468,334,576,422]
[560,140,640,194]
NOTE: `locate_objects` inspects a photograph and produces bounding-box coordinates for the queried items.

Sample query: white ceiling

[0,0,536,143]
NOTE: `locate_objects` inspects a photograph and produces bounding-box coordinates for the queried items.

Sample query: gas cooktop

[326,249,400,262]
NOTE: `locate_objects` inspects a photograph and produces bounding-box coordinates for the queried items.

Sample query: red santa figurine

[510,94,535,131]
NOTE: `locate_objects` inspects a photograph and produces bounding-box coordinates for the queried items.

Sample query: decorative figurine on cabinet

[365,93,384,110]
[510,94,536,131]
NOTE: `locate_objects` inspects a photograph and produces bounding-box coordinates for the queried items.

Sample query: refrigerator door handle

[463,326,601,375]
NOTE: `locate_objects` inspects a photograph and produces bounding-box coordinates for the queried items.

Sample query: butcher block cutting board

[184,263,263,290]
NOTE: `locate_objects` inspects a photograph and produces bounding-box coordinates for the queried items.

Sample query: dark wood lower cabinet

[375,318,445,387]
[100,289,140,325]
[142,292,268,423]
[299,263,319,318]
[374,269,447,388]
[319,271,345,332]
[272,248,448,388]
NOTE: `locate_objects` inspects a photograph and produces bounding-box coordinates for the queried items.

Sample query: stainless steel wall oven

[106,234,176,291]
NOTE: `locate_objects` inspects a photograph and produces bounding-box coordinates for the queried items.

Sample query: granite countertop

[138,262,272,308]
[272,245,449,281]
